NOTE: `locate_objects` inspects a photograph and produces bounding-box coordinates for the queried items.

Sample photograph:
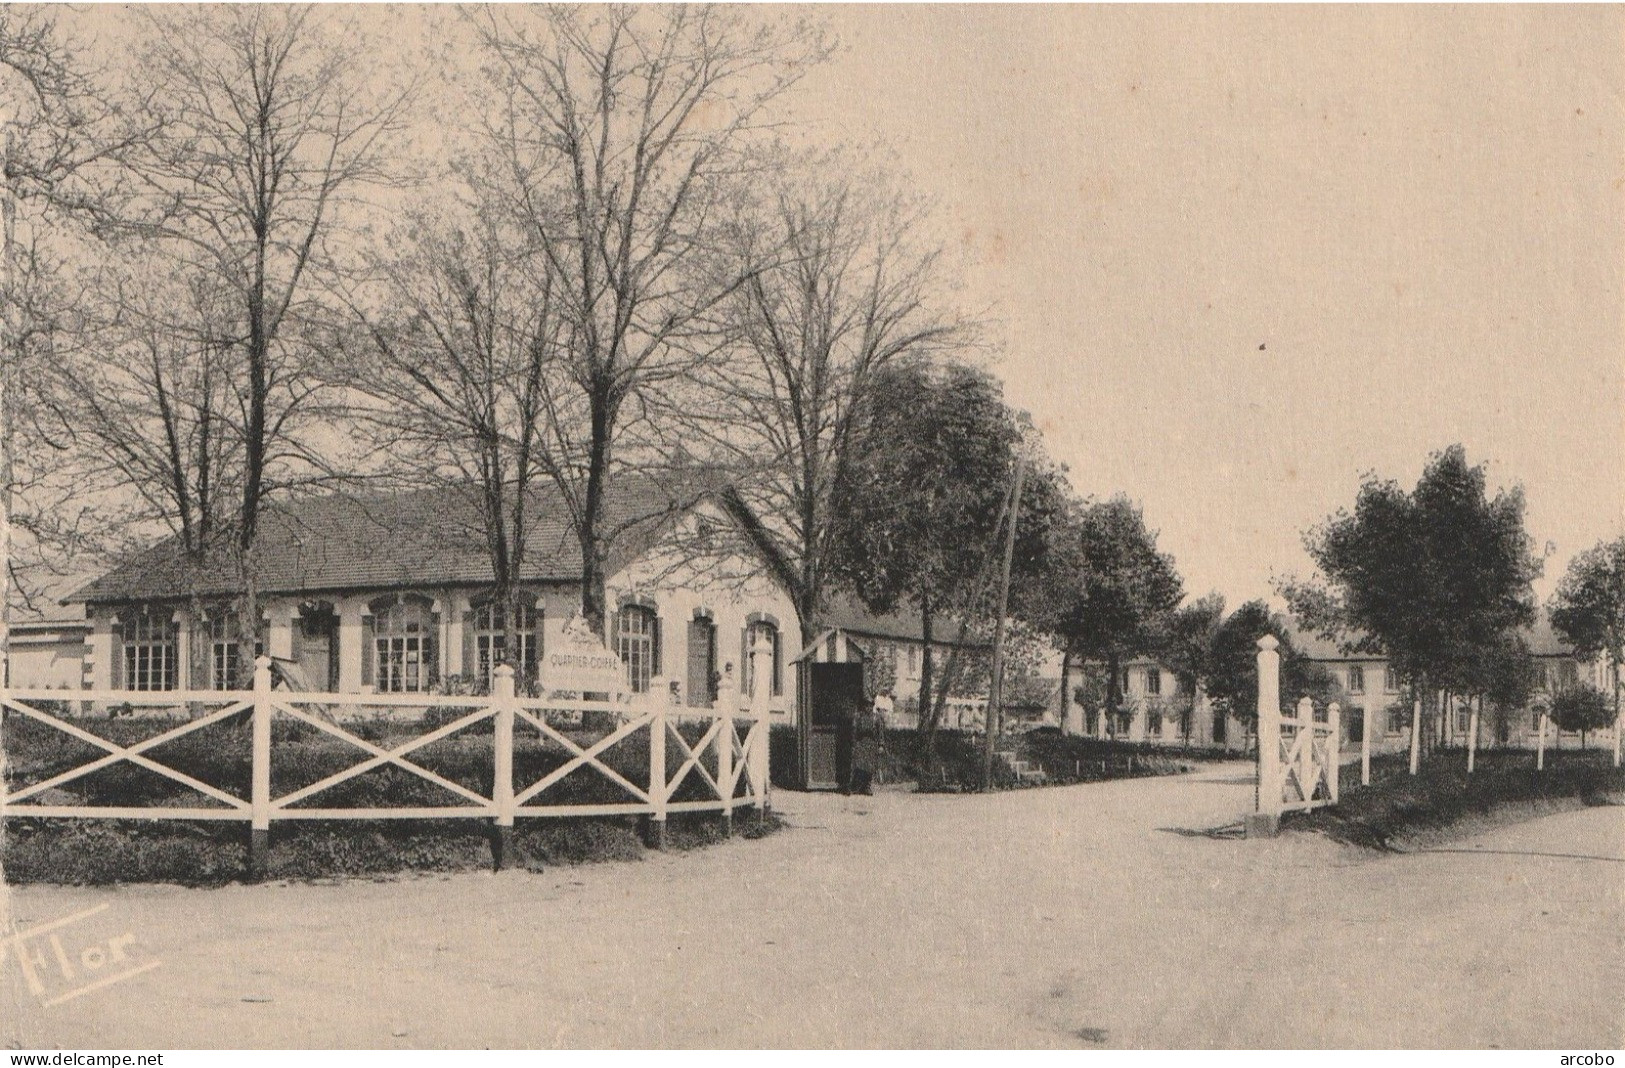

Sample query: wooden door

[803,662,864,789]
[686,617,716,707]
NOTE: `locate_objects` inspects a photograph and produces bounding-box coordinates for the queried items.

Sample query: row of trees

[1284,445,1622,768]
[8,10,1617,772]
[0,6,1193,733]
[0,7,960,669]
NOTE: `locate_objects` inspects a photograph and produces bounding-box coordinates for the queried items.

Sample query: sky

[38,4,1625,612]
[783,5,1623,606]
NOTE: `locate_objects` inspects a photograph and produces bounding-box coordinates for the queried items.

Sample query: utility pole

[2,127,16,688]
[979,455,1025,791]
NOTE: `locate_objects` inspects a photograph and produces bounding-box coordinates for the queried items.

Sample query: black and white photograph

[1,2,1621,1052]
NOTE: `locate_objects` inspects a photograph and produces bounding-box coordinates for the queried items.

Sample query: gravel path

[5,762,1621,1048]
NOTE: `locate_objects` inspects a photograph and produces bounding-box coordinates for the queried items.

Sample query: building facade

[55,482,799,719]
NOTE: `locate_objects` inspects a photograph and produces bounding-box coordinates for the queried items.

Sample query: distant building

[1062,616,1608,751]
[5,577,92,690]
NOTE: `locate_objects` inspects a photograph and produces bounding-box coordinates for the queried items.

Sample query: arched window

[616,605,659,694]
[372,597,438,693]
[742,617,782,698]
[472,598,541,688]
[121,608,178,692]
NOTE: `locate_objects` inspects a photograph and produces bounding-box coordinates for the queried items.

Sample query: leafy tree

[1550,536,1625,757]
[1482,636,1539,746]
[1161,592,1225,741]
[1284,445,1540,750]
[1549,685,1612,749]
[1205,600,1339,726]
[1049,497,1183,736]
[829,360,1024,768]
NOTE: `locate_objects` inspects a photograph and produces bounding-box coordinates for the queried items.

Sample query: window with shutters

[1384,666,1399,693]
[617,605,658,694]
[122,609,178,692]
[472,599,540,688]
[374,598,438,693]
[1347,665,1364,695]
[1146,668,1161,695]
[743,618,782,697]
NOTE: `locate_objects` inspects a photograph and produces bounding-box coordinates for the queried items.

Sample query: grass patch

[1286,747,1625,850]
[1,809,784,886]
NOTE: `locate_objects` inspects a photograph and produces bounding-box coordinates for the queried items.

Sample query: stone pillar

[1246,635,1282,838]
[88,612,115,692]
[267,602,296,661]
[172,607,192,691]
[444,593,466,678]
[337,599,365,693]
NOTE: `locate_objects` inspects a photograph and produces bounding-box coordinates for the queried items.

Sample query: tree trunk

[1612,654,1621,768]
[1058,644,1072,735]
[580,395,613,638]
[918,590,938,785]
[236,546,260,689]
[1105,649,1121,741]
[1467,694,1480,773]
[1408,680,1422,775]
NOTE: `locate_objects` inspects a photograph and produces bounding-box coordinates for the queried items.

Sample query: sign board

[543,615,626,695]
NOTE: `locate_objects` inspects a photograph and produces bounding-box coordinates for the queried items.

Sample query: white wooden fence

[1250,635,1340,835]
[2,636,780,872]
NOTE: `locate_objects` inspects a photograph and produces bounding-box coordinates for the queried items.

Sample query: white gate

[1249,635,1340,835]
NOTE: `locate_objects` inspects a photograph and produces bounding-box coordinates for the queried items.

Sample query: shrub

[1550,685,1615,746]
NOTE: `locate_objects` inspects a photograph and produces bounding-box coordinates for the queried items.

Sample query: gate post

[750,631,774,819]
[491,665,516,869]
[1247,636,1282,838]
[248,656,273,880]
[716,667,737,838]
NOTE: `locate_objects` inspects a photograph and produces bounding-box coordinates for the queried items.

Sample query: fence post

[491,664,516,870]
[248,656,273,880]
[750,631,774,819]
[716,666,737,838]
[1537,707,1547,771]
[644,697,667,850]
[1247,635,1281,837]
[1327,701,1341,804]
[1295,697,1315,805]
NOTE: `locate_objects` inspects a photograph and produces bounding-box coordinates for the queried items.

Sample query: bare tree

[73,5,408,664]
[697,169,963,645]
[465,4,829,637]
[343,205,563,687]
[2,8,153,618]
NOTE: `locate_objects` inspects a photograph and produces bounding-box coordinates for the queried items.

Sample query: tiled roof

[821,595,990,648]
[71,473,723,606]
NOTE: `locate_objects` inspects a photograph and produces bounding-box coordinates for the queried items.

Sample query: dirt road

[5,763,1622,1048]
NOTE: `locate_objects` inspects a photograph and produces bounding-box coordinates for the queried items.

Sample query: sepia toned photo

[1,2,1621,1053]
